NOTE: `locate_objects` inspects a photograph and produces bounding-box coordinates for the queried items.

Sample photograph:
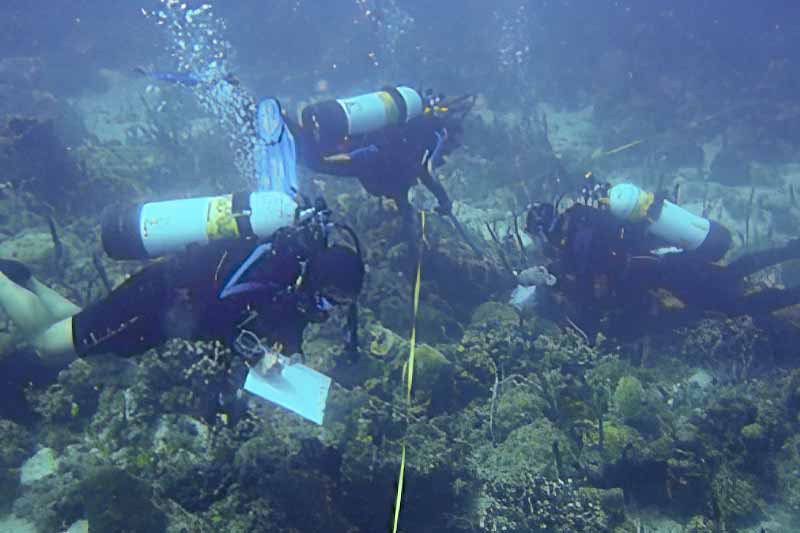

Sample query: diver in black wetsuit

[0,219,364,363]
[138,63,481,261]
[524,200,648,336]
[629,240,800,317]
[525,193,800,338]
[287,90,474,252]
[139,69,472,252]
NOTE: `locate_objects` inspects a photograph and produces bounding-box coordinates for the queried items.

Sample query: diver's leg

[397,195,420,261]
[29,318,76,361]
[0,259,81,323]
[726,239,800,279]
[0,271,77,361]
[0,272,57,334]
[25,278,81,321]
[730,287,800,316]
[70,263,172,359]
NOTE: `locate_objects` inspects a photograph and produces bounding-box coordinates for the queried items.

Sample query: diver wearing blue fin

[287,87,479,258]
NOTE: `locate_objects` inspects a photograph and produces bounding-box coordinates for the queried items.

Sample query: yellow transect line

[392,210,425,533]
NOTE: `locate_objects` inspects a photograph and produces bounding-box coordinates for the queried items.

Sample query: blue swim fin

[254,98,299,197]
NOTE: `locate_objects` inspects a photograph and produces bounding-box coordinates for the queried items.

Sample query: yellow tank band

[630,191,655,221]
[206,195,240,241]
[378,91,400,125]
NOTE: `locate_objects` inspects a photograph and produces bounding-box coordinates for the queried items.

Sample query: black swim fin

[0,259,32,285]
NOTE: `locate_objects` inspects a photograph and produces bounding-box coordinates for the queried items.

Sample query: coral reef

[80,466,167,533]
[0,420,32,512]
[4,40,800,532]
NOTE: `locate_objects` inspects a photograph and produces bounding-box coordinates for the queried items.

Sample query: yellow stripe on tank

[206,195,240,240]
[378,91,400,125]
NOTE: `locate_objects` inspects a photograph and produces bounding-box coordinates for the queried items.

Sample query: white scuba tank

[301,86,424,150]
[338,86,423,136]
[102,191,298,260]
[607,183,731,261]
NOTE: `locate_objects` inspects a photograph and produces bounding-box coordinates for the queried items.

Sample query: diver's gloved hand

[255,349,283,377]
[293,193,317,218]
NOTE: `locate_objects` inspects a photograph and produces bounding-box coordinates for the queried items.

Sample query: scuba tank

[607,183,732,262]
[102,191,298,260]
[300,86,424,151]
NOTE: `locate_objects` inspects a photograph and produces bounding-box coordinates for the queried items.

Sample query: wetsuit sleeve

[309,142,383,178]
[415,121,453,212]
[262,312,308,355]
[419,167,452,213]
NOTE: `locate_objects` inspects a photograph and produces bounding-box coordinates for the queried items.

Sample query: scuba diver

[1,75,361,423]
[142,4,479,257]
[0,193,364,364]
[523,178,800,339]
[139,67,476,256]
[286,87,476,254]
[521,197,640,337]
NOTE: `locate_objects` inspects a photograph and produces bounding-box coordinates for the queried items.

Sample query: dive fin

[254,98,299,197]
